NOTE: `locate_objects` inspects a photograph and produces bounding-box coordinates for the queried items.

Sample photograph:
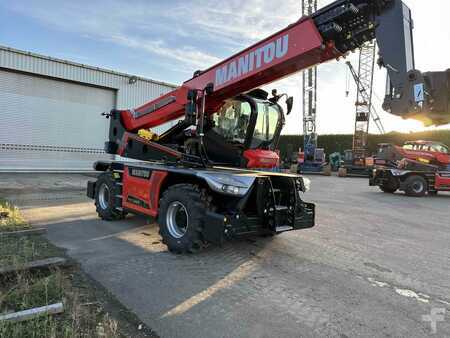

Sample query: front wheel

[158,184,212,254]
[380,177,399,194]
[404,175,428,197]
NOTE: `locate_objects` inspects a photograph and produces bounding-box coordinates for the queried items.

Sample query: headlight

[298,177,311,193]
[222,184,240,195]
[303,177,311,192]
[197,172,254,196]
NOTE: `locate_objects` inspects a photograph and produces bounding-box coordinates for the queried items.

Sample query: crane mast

[349,41,385,160]
[340,42,386,177]
[301,0,319,167]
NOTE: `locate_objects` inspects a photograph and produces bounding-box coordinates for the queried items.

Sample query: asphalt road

[1,173,449,337]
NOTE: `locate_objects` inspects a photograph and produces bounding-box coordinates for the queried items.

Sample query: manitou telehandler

[370,141,450,196]
[87,0,450,253]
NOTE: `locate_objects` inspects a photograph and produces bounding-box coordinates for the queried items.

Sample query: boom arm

[109,0,449,156]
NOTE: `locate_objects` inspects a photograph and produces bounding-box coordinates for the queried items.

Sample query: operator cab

[203,89,289,168]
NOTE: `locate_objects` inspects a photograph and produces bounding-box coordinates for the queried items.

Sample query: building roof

[0,45,177,89]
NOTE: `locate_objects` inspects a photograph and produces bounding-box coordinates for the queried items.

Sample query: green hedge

[279,130,450,158]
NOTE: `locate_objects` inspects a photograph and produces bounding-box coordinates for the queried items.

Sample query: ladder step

[276,225,294,232]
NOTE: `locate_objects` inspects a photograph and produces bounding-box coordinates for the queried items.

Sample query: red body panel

[395,146,450,165]
[120,18,340,132]
[435,173,450,190]
[121,87,190,132]
[243,149,280,169]
[122,167,168,217]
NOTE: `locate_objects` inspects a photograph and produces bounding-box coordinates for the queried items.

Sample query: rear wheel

[158,184,212,254]
[95,173,126,220]
[404,175,428,197]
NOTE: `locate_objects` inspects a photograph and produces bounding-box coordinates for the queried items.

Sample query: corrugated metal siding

[0,46,178,133]
[0,69,116,171]
[0,46,179,171]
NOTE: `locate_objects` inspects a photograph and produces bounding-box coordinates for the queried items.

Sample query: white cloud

[6,0,450,134]
[7,0,221,72]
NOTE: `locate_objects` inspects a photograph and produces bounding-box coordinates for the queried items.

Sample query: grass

[0,236,62,266]
[0,269,121,338]
[1,271,64,312]
[0,199,126,338]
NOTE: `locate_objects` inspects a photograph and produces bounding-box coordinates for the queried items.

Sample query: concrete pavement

[1,173,449,337]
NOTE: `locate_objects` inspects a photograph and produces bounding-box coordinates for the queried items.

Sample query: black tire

[158,184,212,254]
[404,175,428,197]
[380,177,399,194]
[95,173,125,221]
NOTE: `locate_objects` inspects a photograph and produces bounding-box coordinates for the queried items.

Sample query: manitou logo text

[215,34,289,87]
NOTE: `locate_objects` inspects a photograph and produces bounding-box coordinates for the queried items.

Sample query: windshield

[212,98,281,149]
[213,100,251,143]
[431,144,448,153]
[251,102,280,148]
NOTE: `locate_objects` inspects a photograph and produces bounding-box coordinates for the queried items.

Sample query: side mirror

[286,96,294,115]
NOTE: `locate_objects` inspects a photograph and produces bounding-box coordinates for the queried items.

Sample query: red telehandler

[370,141,450,196]
[87,0,450,252]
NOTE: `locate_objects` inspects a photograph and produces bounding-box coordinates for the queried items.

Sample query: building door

[0,69,116,171]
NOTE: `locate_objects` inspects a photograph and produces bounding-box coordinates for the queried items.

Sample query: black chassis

[88,161,315,245]
[369,167,436,192]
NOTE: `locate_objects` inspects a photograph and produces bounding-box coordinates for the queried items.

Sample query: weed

[0,199,29,232]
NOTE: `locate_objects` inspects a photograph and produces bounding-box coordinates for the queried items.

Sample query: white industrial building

[0,45,177,171]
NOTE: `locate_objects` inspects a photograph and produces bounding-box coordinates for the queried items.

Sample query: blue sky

[1,0,449,134]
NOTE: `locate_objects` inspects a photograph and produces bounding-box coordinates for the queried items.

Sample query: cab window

[213,100,251,143]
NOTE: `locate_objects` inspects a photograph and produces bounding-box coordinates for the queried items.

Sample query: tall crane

[300,0,323,173]
[351,41,384,158]
[340,42,386,176]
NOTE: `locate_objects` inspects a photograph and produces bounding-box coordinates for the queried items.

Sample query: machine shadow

[42,212,274,323]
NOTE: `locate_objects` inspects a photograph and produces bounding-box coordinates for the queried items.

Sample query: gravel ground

[1,173,449,337]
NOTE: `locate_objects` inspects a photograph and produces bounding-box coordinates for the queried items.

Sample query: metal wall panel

[0,46,179,171]
[0,69,116,171]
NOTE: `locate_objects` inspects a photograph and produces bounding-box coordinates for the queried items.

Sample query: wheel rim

[166,201,189,239]
[412,181,424,193]
[98,183,110,210]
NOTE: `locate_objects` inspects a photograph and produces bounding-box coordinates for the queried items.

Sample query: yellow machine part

[417,157,430,164]
[138,129,159,141]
